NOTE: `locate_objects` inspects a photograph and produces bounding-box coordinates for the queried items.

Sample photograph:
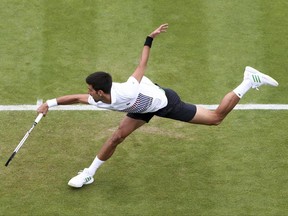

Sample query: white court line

[0,104,288,111]
[0,105,105,111]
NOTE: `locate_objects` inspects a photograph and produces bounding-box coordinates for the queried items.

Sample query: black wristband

[144,36,153,48]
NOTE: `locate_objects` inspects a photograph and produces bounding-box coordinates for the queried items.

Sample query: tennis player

[37,23,278,188]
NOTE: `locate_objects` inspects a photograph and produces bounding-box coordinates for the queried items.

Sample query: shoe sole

[68,177,94,188]
[245,66,279,87]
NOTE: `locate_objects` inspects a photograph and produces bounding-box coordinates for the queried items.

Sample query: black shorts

[127,88,197,123]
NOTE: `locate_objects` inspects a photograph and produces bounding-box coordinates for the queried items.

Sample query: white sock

[233,79,251,98]
[87,156,105,176]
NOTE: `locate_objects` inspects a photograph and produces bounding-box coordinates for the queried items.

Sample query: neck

[101,94,111,104]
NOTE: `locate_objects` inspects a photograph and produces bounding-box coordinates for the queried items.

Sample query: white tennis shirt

[88,76,168,113]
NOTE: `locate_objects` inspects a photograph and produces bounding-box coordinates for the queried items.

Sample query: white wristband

[46,98,58,108]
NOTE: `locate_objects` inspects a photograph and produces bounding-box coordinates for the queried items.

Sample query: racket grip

[35,113,44,124]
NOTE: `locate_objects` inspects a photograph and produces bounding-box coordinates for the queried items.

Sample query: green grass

[0,0,288,215]
[1,111,288,215]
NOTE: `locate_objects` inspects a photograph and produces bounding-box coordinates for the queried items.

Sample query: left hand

[149,23,169,38]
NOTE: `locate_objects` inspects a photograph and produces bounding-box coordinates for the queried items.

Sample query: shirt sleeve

[118,76,140,99]
[127,76,140,85]
[88,95,97,105]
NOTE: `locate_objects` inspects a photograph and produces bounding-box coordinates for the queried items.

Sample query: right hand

[37,103,49,116]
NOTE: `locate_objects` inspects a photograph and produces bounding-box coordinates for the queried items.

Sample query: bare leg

[97,116,146,161]
[68,117,146,187]
[215,91,241,118]
[84,116,146,177]
[190,91,240,125]
[190,65,280,125]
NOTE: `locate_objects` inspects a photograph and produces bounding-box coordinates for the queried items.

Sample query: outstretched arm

[37,94,89,115]
[131,23,168,83]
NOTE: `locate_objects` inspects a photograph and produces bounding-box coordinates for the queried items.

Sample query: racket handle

[35,113,44,124]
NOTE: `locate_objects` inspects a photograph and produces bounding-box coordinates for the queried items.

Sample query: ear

[98,90,104,96]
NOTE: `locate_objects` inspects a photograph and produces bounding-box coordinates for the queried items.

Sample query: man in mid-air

[37,23,278,188]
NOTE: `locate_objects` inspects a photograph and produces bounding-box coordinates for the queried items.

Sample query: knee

[191,107,226,126]
[209,114,224,126]
[110,129,127,147]
[211,120,222,126]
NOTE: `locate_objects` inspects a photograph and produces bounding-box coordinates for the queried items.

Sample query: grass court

[0,0,288,215]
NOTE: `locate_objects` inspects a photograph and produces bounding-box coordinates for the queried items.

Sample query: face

[87,84,102,102]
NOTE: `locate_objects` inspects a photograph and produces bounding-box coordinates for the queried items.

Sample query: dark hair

[86,71,112,94]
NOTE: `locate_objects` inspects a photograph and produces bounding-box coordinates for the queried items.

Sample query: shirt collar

[110,84,116,104]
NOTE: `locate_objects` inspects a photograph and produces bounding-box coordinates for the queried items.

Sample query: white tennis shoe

[68,168,94,188]
[244,66,279,90]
